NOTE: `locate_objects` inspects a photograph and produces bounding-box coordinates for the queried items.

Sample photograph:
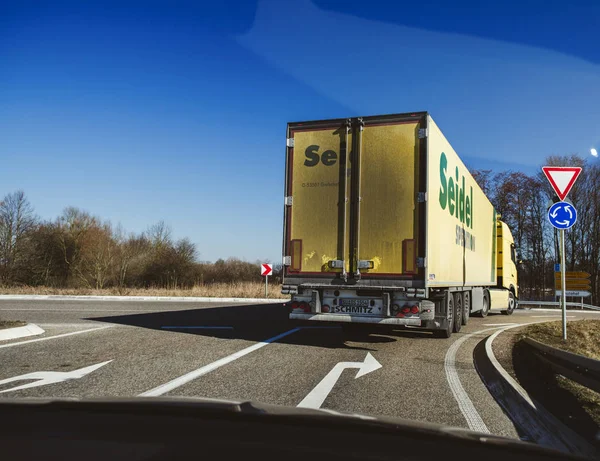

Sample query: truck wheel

[452,292,462,333]
[461,291,470,326]
[476,290,490,317]
[502,292,516,315]
[433,292,453,338]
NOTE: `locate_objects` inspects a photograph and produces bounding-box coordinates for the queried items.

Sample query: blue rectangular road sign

[555,263,561,272]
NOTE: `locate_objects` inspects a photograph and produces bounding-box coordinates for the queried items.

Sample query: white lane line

[139,328,302,397]
[446,320,555,433]
[485,328,536,409]
[0,326,113,349]
[161,326,234,330]
[445,327,502,434]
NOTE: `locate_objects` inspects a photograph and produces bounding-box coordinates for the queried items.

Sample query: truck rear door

[355,117,423,278]
[285,119,351,279]
[284,113,426,283]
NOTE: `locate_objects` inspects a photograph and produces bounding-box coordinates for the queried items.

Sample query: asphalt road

[1,299,598,441]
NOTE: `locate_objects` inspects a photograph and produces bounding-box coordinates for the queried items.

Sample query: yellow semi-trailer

[281,112,518,338]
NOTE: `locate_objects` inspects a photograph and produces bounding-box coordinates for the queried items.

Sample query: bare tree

[0,191,37,283]
[147,221,172,249]
[57,207,99,287]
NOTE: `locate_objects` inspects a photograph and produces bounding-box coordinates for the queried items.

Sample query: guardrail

[518,300,600,311]
[522,337,600,394]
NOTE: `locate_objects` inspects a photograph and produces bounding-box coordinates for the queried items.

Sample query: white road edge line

[0,325,113,349]
[445,327,499,434]
[444,322,539,433]
[446,320,556,433]
[484,328,537,408]
[138,328,302,397]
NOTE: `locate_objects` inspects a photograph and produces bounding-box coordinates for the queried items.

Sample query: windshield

[1,1,599,459]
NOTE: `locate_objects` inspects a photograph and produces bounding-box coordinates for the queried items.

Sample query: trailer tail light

[322,305,330,313]
[410,305,420,314]
[291,301,300,310]
[395,313,405,318]
[301,302,311,313]
[401,306,411,314]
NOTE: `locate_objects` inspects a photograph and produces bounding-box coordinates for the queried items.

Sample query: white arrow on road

[297,353,382,409]
[0,360,112,393]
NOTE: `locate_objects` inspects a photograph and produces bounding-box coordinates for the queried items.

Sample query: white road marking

[0,360,112,393]
[139,328,302,397]
[0,323,44,341]
[446,320,558,433]
[0,326,113,349]
[297,353,382,409]
[445,328,497,434]
[484,329,536,408]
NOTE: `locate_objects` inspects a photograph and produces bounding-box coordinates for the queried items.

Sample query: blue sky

[1,0,599,262]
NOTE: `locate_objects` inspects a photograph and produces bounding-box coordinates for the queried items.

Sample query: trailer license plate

[335,299,373,314]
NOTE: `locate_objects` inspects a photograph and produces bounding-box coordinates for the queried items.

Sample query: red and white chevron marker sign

[260,264,273,276]
[542,166,582,201]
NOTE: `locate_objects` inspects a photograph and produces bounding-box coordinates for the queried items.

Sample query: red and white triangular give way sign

[542,166,582,201]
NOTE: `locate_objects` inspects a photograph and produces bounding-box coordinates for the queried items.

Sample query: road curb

[473,327,596,457]
[0,295,287,303]
[0,323,45,341]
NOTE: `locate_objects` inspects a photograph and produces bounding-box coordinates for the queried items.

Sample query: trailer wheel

[502,292,516,315]
[433,292,453,338]
[461,291,470,326]
[452,292,462,333]
[476,290,490,318]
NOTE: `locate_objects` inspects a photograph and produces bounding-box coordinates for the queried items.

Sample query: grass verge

[521,320,600,360]
[515,320,600,439]
[0,283,290,299]
[0,320,26,330]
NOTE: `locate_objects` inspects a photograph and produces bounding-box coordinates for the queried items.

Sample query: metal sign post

[260,263,273,297]
[560,229,567,340]
[543,165,582,342]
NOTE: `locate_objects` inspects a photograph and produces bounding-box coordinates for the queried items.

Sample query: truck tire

[433,292,453,338]
[452,292,462,333]
[461,291,470,326]
[475,290,490,317]
[502,292,516,315]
